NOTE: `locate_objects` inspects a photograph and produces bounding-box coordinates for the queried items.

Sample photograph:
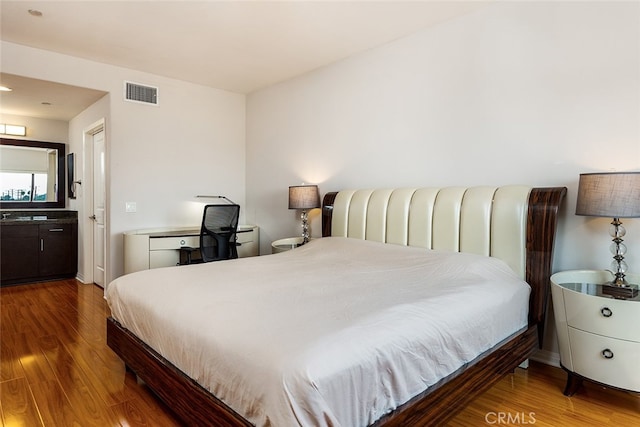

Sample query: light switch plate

[125,202,137,213]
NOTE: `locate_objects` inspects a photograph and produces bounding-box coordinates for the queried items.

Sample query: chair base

[179,247,203,265]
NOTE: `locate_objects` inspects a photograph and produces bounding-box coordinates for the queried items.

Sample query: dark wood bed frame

[107,186,566,426]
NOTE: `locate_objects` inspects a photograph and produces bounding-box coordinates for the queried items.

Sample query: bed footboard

[106,317,251,427]
[374,325,538,426]
[107,317,538,427]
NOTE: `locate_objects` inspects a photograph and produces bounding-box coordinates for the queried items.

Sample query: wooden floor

[1,279,638,426]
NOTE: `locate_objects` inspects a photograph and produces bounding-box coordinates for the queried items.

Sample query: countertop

[0,210,78,225]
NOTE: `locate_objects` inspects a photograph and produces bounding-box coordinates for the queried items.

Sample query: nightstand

[551,270,640,396]
[271,237,304,254]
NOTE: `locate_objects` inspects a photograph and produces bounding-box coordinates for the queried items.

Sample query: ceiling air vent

[124,81,158,105]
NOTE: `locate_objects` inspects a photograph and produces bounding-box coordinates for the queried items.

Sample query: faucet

[1,213,10,220]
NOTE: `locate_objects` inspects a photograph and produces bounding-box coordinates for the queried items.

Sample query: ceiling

[0,0,486,121]
[0,73,107,121]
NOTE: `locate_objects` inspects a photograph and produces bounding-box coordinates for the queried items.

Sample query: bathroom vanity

[0,211,78,286]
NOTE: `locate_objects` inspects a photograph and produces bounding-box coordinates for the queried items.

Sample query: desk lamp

[289,184,320,244]
[576,172,640,297]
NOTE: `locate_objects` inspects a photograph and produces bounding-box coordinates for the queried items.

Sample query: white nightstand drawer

[149,236,199,250]
[564,289,640,342]
[568,328,640,392]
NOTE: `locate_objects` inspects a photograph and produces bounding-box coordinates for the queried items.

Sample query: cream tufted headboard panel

[327,186,531,279]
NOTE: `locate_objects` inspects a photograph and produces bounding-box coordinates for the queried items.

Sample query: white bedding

[106,237,530,427]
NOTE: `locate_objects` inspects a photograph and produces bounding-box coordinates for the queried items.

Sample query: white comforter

[106,237,530,427]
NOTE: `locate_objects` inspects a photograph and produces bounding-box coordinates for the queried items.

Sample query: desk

[124,225,259,274]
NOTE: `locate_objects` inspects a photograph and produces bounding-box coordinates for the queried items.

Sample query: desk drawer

[237,230,255,244]
[237,226,259,257]
[149,236,199,250]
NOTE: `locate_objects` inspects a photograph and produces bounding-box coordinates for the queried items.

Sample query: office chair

[180,202,240,264]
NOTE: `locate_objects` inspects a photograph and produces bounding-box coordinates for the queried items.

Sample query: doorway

[83,120,107,287]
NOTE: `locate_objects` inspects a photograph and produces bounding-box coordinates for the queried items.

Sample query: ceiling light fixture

[28,9,43,17]
[0,86,12,92]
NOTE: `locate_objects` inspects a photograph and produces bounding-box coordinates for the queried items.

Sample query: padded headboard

[329,186,529,278]
[322,185,567,344]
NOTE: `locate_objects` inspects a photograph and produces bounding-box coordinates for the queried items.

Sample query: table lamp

[576,172,640,298]
[289,184,320,244]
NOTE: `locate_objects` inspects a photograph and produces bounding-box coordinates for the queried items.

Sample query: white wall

[247,1,640,264]
[0,113,69,143]
[2,41,246,284]
[246,2,640,359]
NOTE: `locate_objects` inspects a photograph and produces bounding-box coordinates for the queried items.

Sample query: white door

[92,130,106,287]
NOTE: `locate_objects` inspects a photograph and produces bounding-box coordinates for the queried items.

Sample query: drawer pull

[600,307,613,317]
[602,349,614,359]
[48,228,64,232]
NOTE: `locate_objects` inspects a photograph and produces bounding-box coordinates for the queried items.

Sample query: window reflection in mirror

[1,171,49,201]
[0,138,66,209]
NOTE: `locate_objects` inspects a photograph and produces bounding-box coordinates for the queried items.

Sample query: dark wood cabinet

[0,224,39,282]
[38,223,77,278]
[1,221,78,285]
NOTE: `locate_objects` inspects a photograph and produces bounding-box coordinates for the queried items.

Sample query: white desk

[124,225,259,274]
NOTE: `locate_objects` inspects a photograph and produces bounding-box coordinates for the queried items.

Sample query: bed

[106,185,566,426]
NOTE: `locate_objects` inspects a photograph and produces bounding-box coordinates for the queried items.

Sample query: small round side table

[271,237,304,254]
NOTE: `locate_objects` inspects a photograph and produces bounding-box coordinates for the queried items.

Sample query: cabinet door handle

[41,238,44,251]
[601,307,613,317]
[48,228,64,232]
[602,349,614,359]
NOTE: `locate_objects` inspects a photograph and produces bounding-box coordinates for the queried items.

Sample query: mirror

[0,138,66,209]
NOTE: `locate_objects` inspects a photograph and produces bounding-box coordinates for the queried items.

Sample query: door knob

[89,215,97,221]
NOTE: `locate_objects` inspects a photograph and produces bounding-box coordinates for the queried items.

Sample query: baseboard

[530,349,561,368]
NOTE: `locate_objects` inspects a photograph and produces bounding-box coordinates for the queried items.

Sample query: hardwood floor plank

[10,333,57,385]
[29,379,85,427]
[50,333,135,407]
[110,377,182,427]
[0,329,25,383]
[0,303,19,336]
[35,334,122,426]
[38,335,122,425]
[0,377,44,427]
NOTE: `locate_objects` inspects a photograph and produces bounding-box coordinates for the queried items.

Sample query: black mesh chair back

[200,203,240,262]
